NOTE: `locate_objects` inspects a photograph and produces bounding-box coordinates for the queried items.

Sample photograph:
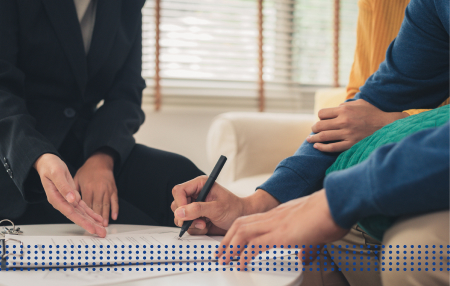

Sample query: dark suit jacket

[0,0,146,218]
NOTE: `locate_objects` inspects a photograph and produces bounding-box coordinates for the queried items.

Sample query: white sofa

[206,87,347,197]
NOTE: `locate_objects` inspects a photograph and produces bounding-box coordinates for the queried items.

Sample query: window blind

[142,0,358,109]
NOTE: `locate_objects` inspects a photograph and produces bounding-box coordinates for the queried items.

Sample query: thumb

[51,168,78,204]
[73,172,80,191]
[175,201,218,222]
[72,172,82,197]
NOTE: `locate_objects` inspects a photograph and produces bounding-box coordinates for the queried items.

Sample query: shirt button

[4,162,9,169]
[7,169,13,179]
[64,108,76,118]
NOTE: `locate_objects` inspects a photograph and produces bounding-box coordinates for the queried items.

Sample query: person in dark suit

[0,0,203,237]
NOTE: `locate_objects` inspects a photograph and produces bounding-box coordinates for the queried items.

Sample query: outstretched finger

[311,118,340,134]
[72,201,107,237]
[240,234,275,270]
[79,200,104,224]
[93,190,104,218]
[110,188,119,221]
[73,174,82,201]
[221,212,269,251]
[65,195,104,229]
[313,141,352,153]
[50,169,78,203]
[307,130,345,144]
[102,195,111,227]
[81,188,94,210]
[317,107,339,120]
[44,179,105,237]
[221,219,271,265]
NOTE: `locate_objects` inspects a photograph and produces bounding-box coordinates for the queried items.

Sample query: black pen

[178,155,227,239]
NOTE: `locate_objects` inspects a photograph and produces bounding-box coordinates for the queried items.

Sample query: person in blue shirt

[172,0,449,285]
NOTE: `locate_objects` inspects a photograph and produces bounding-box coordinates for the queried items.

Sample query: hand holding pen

[178,156,227,239]
[171,155,254,236]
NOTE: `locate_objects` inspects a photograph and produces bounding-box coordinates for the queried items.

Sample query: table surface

[1,224,302,286]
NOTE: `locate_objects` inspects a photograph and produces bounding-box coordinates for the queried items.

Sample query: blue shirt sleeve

[325,122,450,229]
[258,136,340,203]
[354,0,449,111]
[258,0,449,204]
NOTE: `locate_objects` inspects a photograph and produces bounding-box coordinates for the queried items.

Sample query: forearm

[242,189,280,215]
[85,148,115,170]
[324,122,450,229]
[383,111,409,124]
[257,137,341,203]
[354,0,449,112]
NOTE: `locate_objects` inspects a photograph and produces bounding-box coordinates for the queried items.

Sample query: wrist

[87,151,114,170]
[242,189,280,216]
[385,111,409,125]
[34,153,55,173]
[400,111,410,118]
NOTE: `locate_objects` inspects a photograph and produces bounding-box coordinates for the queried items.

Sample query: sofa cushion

[228,173,273,198]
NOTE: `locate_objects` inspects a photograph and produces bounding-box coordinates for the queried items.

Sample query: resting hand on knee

[307,99,408,152]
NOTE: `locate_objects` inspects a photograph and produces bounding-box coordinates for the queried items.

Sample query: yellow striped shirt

[346,0,449,115]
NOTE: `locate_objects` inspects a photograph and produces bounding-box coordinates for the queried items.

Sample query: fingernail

[306,135,312,142]
[112,213,118,220]
[66,192,75,203]
[103,219,108,227]
[175,208,185,218]
[194,223,203,229]
[313,144,318,148]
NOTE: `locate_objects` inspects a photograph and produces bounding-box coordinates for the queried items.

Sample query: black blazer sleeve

[0,1,58,199]
[83,12,146,168]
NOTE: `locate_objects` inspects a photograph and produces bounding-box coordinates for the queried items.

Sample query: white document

[0,264,190,286]
[1,227,301,286]
[4,228,220,268]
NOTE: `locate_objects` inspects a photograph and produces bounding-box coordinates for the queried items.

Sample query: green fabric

[325,105,449,241]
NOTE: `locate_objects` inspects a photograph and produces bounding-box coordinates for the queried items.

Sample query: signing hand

[74,151,119,227]
[307,99,408,152]
[172,176,279,235]
[219,189,349,268]
[171,176,246,235]
[34,153,106,237]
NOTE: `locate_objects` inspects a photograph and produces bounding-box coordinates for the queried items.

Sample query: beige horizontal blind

[292,0,357,86]
[142,0,358,109]
[339,0,358,85]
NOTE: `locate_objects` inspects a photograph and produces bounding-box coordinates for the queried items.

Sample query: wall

[135,105,229,174]
[134,102,314,175]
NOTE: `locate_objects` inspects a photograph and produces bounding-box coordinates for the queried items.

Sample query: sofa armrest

[206,112,315,187]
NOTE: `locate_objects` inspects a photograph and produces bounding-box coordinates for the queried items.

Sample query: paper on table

[0,264,189,286]
[4,228,220,268]
[0,259,302,286]
[108,227,300,262]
